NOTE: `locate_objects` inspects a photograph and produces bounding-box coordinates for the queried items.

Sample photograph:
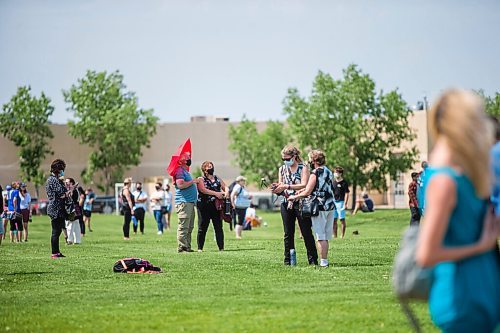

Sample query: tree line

[1,65,499,198]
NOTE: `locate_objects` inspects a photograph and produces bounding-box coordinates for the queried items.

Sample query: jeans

[410,206,421,226]
[154,210,163,232]
[133,208,145,233]
[51,216,65,254]
[280,202,318,265]
[197,202,224,250]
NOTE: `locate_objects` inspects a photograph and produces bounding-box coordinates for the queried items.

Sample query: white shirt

[164,192,173,207]
[150,190,165,211]
[20,192,31,210]
[132,190,148,210]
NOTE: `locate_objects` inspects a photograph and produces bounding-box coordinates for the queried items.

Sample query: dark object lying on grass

[352,230,359,235]
[113,258,162,274]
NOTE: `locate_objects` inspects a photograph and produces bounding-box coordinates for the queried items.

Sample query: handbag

[300,196,319,217]
[392,225,432,333]
[215,197,232,223]
[300,169,330,218]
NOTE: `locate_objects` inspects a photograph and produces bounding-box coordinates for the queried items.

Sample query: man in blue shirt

[173,152,199,252]
[7,182,23,242]
[490,117,500,215]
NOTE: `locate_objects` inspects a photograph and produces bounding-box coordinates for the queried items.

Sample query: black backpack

[113,258,162,274]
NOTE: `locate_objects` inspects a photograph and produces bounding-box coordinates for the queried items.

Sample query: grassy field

[0,209,438,333]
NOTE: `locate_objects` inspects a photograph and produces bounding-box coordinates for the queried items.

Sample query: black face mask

[207,168,214,175]
[137,187,142,191]
[309,162,315,170]
[155,186,161,190]
[186,159,192,167]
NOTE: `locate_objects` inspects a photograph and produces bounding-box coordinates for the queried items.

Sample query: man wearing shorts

[332,167,350,239]
[7,182,23,242]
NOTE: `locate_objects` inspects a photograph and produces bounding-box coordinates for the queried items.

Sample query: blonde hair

[200,161,214,174]
[308,150,326,166]
[281,145,303,163]
[429,89,493,198]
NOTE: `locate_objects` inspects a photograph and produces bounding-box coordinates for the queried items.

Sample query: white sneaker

[157,231,163,235]
[320,259,329,267]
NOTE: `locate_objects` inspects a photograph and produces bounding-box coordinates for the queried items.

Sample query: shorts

[311,210,334,240]
[83,210,92,218]
[21,209,30,223]
[333,200,346,219]
[9,213,23,231]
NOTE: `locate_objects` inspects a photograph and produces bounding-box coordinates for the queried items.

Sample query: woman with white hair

[416,89,500,332]
[230,176,252,239]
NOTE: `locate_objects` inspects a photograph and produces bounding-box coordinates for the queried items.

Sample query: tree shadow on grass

[333,262,389,268]
[223,248,265,252]
[4,271,53,276]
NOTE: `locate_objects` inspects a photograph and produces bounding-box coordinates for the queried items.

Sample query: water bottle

[290,249,297,266]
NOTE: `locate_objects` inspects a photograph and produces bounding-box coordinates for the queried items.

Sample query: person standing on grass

[416,161,428,216]
[64,178,81,244]
[46,159,70,258]
[162,184,173,230]
[83,188,95,232]
[132,182,148,235]
[196,161,229,252]
[174,152,199,253]
[272,145,318,266]
[77,186,86,236]
[288,150,335,268]
[121,178,135,240]
[416,89,500,332]
[8,181,23,242]
[332,166,350,239]
[408,172,421,226]
[151,182,166,235]
[19,183,31,242]
[1,185,8,241]
[230,176,252,240]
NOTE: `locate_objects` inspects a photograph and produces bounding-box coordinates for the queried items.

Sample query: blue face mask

[60,170,65,177]
[284,159,294,167]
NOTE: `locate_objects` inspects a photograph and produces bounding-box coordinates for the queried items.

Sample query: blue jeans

[153,210,163,232]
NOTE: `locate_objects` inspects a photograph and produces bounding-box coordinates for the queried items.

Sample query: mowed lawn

[0,209,438,333]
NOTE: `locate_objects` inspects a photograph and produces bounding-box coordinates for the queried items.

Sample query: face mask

[60,170,65,177]
[207,168,214,175]
[155,186,161,190]
[309,162,315,170]
[137,187,142,191]
[186,159,192,167]
[334,172,339,178]
[284,160,294,167]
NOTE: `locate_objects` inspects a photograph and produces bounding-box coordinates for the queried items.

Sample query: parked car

[38,199,48,215]
[249,191,281,210]
[92,196,116,214]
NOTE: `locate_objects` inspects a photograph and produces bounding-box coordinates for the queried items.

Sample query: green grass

[0,210,438,333]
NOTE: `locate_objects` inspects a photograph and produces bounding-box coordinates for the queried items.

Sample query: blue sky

[0,0,499,123]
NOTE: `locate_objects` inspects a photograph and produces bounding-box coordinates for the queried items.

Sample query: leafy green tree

[477,90,500,117]
[228,117,292,186]
[0,86,54,197]
[283,64,418,208]
[63,70,158,194]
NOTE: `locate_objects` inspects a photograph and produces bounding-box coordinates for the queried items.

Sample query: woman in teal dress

[416,89,500,333]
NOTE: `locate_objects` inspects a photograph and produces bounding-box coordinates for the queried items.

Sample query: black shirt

[332,179,350,201]
[198,175,222,205]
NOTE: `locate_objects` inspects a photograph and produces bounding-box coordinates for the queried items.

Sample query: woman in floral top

[45,159,69,258]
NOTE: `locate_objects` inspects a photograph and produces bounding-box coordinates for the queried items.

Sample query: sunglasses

[281,157,293,162]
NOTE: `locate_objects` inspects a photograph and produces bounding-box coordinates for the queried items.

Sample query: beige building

[0,110,429,208]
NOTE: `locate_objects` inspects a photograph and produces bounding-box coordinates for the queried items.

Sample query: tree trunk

[351,181,357,211]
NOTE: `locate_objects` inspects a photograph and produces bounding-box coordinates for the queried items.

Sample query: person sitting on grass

[352,192,374,215]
